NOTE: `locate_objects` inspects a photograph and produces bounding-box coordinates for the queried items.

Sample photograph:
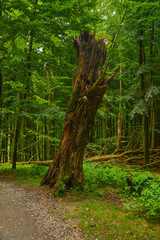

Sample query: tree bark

[0,2,2,106]
[139,29,149,165]
[12,118,20,169]
[117,60,122,152]
[150,24,155,149]
[12,92,20,169]
[41,31,119,193]
[0,61,2,107]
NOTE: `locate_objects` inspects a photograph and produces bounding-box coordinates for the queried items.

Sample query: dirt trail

[0,179,82,240]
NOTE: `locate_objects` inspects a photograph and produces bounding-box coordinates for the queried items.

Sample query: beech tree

[41,31,119,192]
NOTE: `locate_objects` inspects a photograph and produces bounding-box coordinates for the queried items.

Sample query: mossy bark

[41,31,119,192]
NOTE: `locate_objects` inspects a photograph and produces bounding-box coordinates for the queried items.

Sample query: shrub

[83,162,160,221]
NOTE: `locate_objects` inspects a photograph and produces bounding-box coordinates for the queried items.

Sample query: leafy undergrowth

[83,162,160,222]
[0,162,160,239]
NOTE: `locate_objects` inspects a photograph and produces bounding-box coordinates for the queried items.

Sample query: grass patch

[15,177,42,186]
[0,163,48,186]
[60,191,160,240]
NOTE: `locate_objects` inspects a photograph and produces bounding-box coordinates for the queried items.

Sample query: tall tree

[41,31,119,192]
[139,29,149,165]
[0,0,3,106]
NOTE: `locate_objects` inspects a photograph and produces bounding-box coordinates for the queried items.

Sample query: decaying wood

[85,148,160,163]
[28,160,51,166]
[1,149,159,168]
[132,159,160,171]
[41,30,119,193]
[28,153,38,162]
[85,148,143,162]
[125,152,160,163]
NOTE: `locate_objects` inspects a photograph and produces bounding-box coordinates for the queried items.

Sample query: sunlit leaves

[4,41,13,53]
[145,86,160,102]
[14,36,27,50]
[130,101,148,119]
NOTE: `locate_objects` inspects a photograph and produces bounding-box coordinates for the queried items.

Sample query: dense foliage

[0,1,160,168]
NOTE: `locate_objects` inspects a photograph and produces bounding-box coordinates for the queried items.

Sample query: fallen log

[1,148,159,167]
[25,161,52,166]
[85,148,160,163]
[126,152,160,163]
[85,148,143,162]
[131,159,160,171]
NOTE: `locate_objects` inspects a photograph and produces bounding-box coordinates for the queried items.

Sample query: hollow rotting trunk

[41,31,119,193]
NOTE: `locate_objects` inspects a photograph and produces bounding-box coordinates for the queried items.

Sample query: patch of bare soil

[102,191,122,206]
[0,179,83,240]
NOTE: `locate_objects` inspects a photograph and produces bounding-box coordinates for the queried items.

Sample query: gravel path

[0,180,83,240]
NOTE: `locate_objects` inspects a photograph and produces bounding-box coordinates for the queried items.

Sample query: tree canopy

[0,0,160,188]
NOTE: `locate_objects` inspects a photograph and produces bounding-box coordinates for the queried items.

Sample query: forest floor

[0,164,160,240]
[0,176,83,240]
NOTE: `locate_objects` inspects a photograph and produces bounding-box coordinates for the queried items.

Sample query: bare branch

[105,67,120,85]
[111,9,126,49]
[103,9,127,73]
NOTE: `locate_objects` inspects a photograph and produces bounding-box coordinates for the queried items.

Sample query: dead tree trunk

[41,31,119,193]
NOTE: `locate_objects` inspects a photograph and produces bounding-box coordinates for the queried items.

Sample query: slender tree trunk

[41,31,119,192]
[150,99,155,149]
[24,29,34,161]
[1,135,5,163]
[37,125,41,161]
[102,100,107,139]
[20,117,25,161]
[102,66,109,141]
[0,61,2,107]
[150,24,155,149]
[12,118,20,169]
[156,96,160,147]
[5,129,8,162]
[0,2,3,147]
[102,68,109,147]
[46,68,52,160]
[117,62,122,152]
[24,1,38,160]
[125,109,129,138]
[0,2,2,106]
[139,29,149,165]
[12,92,20,169]
[44,121,47,160]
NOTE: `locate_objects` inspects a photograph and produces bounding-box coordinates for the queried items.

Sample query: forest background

[0,0,160,167]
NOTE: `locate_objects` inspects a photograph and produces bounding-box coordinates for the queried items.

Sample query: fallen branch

[126,152,160,163]
[17,140,42,153]
[85,148,160,163]
[85,148,143,162]
[28,161,52,166]
[104,9,127,72]
[22,160,52,166]
[28,153,38,162]
[132,159,160,171]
